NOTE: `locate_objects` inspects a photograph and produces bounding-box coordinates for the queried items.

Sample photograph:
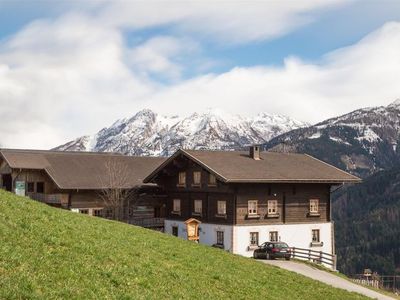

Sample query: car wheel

[285,257,290,261]
[253,252,258,259]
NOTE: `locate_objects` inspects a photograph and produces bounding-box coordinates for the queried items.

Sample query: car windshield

[274,243,288,248]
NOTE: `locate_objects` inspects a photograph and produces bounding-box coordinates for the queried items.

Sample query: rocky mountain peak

[54,108,307,156]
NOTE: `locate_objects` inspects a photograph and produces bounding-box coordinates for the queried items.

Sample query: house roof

[144,149,361,184]
[0,149,166,190]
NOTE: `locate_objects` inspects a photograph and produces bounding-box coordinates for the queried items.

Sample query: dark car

[253,242,291,260]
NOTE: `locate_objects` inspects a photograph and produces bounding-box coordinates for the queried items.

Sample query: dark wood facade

[154,153,333,225]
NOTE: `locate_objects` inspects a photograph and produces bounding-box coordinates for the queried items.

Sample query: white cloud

[97,0,350,44]
[145,22,400,121]
[129,36,199,80]
[0,3,400,150]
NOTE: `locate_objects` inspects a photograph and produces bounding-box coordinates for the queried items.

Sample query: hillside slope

[333,167,400,275]
[0,191,367,299]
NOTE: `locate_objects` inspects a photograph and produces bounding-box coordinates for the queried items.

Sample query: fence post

[319,251,322,264]
[332,254,337,271]
[308,249,311,261]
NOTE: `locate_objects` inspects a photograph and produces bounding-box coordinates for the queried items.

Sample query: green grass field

[0,190,369,299]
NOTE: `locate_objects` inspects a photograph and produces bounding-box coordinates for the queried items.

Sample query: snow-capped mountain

[265,99,400,178]
[54,108,307,156]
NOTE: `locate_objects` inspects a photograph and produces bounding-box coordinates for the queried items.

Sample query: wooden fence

[289,247,337,270]
[351,274,400,293]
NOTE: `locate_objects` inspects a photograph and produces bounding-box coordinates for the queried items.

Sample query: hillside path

[259,260,394,300]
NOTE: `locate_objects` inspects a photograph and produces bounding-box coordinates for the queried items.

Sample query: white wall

[233,222,333,257]
[164,220,233,251]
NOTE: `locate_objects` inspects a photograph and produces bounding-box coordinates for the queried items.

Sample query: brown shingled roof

[144,149,361,184]
[0,149,166,190]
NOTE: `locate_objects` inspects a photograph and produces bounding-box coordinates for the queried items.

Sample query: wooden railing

[351,274,400,293]
[289,247,337,270]
[128,218,165,228]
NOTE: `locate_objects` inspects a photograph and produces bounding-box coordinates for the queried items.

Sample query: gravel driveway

[258,259,395,300]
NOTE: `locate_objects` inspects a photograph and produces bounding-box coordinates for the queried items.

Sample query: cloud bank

[0,2,399,149]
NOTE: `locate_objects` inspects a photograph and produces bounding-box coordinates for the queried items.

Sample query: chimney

[249,145,261,160]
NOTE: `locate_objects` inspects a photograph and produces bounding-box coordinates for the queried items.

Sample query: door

[2,174,12,192]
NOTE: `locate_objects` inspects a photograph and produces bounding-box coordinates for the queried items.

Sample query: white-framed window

[178,172,186,186]
[193,171,201,185]
[217,200,226,215]
[209,173,216,185]
[312,229,320,243]
[79,209,89,214]
[248,200,258,215]
[310,199,319,213]
[267,200,278,215]
[269,231,278,242]
[216,231,224,246]
[173,199,181,213]
[194,199,202,214]
[250,232,259,246]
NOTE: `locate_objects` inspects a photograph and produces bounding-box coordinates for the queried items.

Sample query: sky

[1,0,400,149]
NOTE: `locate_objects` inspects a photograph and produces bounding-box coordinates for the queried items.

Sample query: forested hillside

[333,167,400,275]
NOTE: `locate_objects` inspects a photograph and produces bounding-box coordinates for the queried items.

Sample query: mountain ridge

[264,99,400,178]
[54,108,308,156]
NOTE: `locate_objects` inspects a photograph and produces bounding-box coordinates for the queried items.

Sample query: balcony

[128,217,165,228]
[29,193,69,207]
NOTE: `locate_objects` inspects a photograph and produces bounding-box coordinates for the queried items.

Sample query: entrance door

[2,174,12,192]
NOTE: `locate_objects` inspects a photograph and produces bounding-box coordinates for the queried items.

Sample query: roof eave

[226,179,362,184]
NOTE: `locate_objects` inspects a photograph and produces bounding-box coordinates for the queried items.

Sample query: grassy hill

[0,190,368,299]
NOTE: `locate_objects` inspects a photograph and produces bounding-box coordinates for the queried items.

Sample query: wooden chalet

[0,149,166,229]
[144,146,361,258]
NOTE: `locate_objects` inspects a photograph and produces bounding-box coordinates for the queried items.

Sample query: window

[209,173,217,185]
[309,199,319,214]
[248,200,258,215]
[103,208,113,219]
[312,229,320,243]
[193,171,201,186]
[250,232,259,246]
[267,200,278,215]
[178,172,186,186]
[36,182,44,193]
[216,231,224,246]
[173,199,181,213]
[79,209,89,214]
[194,200,202,214]
[27,182,35,193]
[154,207,161,218]
[93,209,102,217]
[172,226,178,237]
[269,231,279,242]
[217,200,226,215]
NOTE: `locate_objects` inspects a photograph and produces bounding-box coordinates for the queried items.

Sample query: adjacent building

[144,146,360,257]
[0,149,166,229]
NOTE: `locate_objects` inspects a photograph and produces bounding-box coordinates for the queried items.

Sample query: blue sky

[1,0,400,148]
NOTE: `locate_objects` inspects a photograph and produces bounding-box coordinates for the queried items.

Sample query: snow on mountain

[265,99,400,177]
[54,108,307,156]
